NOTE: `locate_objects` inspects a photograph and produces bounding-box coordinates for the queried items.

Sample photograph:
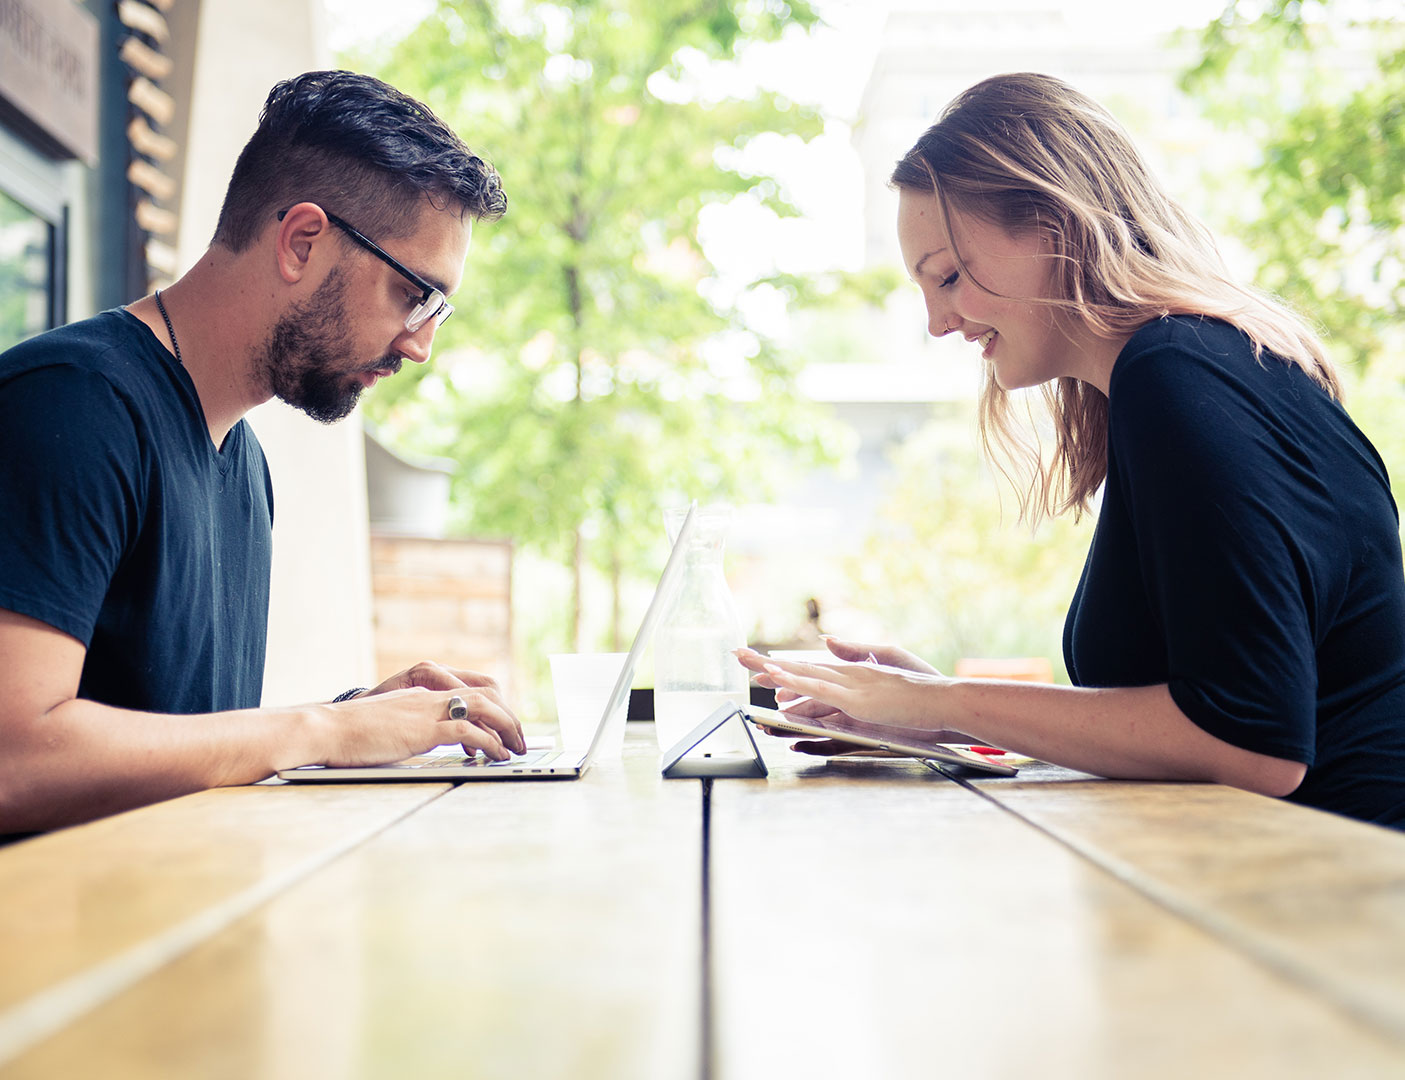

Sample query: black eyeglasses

[276,208,453,333]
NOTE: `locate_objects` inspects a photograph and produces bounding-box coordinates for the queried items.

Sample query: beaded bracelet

[332,687,368,703]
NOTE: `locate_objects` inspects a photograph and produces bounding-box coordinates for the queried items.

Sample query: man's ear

[274,202,333,284]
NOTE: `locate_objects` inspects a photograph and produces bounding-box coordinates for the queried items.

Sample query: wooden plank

[711,751,1405,1078]
[369,533,513,697]
[0,730,702,1079]
[964,768,1405,1045]
[0,783,450,1066]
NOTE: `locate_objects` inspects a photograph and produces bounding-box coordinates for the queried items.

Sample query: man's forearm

[0,699,318,834]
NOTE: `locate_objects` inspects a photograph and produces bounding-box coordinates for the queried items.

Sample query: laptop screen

[578,501,698,766]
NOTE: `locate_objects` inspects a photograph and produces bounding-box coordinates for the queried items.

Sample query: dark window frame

[0,125,69,340]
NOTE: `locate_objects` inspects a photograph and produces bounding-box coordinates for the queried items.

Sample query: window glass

[0,188,52,350]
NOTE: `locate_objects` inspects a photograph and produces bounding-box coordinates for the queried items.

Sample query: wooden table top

[710,745,1405,1079]
[0,724,1401,1078]
[966,762,1405,1044]
[0,737,699,1080]
[0,782,449,1062]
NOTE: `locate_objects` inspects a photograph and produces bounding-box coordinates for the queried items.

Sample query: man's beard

[258,268,403,425]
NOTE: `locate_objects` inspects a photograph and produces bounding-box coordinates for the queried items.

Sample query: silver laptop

[278,502,697,783]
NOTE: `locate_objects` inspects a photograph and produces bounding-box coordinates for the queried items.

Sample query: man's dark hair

[213,70,506,251]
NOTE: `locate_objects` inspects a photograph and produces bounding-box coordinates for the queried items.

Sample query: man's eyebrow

[913,248,949,277]
[410,264,451,296]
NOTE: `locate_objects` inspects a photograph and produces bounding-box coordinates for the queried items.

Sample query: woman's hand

[734,643,971,754]
[814,635,940,676]
[758,656,948,728]
[739,636,937,719]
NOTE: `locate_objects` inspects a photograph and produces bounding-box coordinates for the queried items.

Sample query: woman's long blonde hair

[890,72,1340,523]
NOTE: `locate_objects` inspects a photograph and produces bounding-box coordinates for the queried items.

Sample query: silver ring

[447,695,468,721]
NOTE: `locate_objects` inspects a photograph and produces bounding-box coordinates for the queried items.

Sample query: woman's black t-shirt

[1065,315,1405,829]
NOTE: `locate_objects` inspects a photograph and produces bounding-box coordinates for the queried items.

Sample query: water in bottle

[652,505,751,754]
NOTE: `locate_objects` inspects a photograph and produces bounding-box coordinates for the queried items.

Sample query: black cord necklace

[153,289,182,365]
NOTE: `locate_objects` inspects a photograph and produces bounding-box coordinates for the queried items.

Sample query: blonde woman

[736,72,1405,829]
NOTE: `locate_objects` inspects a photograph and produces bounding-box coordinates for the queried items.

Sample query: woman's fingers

[773,697,842,719]
[818,636,876,662]
[761,662,854,708]
[789,738,854,756]
[820,636,938,676]
[734,647,771,674]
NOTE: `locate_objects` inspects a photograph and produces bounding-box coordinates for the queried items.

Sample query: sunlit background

[9,1,1397,724]
[300,0,1405,725]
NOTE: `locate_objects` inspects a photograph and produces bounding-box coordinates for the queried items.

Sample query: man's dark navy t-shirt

[0,310,273,714]
[1065,315,1405,829]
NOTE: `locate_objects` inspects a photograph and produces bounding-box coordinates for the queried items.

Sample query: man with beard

[0,71,526,833]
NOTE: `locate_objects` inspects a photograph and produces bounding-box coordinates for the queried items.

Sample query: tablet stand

[660,703,768,779]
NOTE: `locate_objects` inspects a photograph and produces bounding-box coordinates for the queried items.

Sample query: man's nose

[395,320,437,365]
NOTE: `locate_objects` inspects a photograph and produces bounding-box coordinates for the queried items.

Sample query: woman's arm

[742,653,1307,798]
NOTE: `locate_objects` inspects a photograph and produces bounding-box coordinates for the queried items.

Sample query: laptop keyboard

[408,748,558,769]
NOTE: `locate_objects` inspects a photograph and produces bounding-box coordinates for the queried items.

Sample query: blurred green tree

[1181,0,1405,368]
[843,415,1093,681]
[352,0,869,649]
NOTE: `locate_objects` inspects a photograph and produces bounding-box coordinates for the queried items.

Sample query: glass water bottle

[652,505,750,753]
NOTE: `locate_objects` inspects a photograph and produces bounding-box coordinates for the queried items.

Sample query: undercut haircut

[213,70,507,251]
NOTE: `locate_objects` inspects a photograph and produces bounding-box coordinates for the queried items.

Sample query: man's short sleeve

[0,365,144,645]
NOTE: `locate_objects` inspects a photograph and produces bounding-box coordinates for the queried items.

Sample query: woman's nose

[927,304,959,339]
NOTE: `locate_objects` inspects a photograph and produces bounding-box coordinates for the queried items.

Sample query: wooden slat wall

[370,534,513,693]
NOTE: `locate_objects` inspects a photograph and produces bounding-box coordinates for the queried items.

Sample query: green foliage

[1181,0,1405,367]
[0,190,47,349]
[1340,350,1405,538]
[843,416,1093,681]
[350,0,856,648]
[760,265,907,310]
